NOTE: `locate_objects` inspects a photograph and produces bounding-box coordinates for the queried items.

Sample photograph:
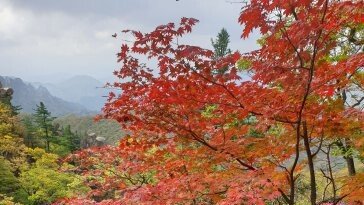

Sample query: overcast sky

[0,0,259,83]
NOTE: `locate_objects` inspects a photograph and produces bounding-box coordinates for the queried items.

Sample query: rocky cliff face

[0,81,13,105]
[0,76,93,116]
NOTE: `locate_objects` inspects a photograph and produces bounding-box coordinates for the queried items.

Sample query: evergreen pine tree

[63,125,80,152]
[211,28,232,74]
[33,102,55,152]
[211,28,231,59]
[22,115,37,148]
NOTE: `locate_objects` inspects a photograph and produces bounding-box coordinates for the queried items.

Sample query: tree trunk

[345,156,356,176]
[340,91,356,176]
[302,121,317,205]
[336,139,356,176]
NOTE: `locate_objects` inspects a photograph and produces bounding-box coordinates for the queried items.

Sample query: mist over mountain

[34,75,108,112]
[0,76,93,116]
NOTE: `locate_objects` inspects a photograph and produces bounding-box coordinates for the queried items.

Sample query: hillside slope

[0,76,92,116]
[54,114,126,145]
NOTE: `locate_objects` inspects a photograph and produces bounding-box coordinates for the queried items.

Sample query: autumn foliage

[61,0,363,204]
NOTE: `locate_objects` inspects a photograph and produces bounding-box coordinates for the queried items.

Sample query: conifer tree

[63,125,80,152]
[33,102,55,152]
[211,28,231,59]
[22,115,37,148]
[211,28,231,74]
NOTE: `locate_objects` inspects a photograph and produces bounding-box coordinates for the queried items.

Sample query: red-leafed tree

[60,1,363,204]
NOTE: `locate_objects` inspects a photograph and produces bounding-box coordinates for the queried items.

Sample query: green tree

[50,125,81,156]
[211,28,232,74]
[0,158,19,198]
[0,102,28,204]
[63,125,80,152]
[211,28,231,59]
[0,194,21,205]
[0,103,26,173]
[21,115,38,149]
[33,102,55,152]
[19,148,88,205]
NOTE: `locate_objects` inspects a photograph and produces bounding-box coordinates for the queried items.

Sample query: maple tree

[62,0,363,204]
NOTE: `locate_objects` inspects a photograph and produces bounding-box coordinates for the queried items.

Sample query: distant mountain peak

[29,75,107,112]
[62,75,103,84]
[0,75,95,116]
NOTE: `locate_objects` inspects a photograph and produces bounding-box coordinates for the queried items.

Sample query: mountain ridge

[34,75,108,112]
[0,76,95,116]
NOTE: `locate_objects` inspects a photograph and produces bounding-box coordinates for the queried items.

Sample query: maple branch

[351,96,364,108]
[302,121,317,205]
[187,128,256,171]
[175,114,257,171]
[225,0,248,5]
[190,65,300,125]
[282,30,307,70]
[198,188,228,196]
[271,117,298,124]
[278,10,307,70]
[310,0,329,72]
[221,118,228,146]
[352,80,364,91]
[278,188,291,204]
[154,110,257,172]
[321,172,332,196]
[317,194,349,205]
[320,172,332,203]
[309,67,362,96]
[287,126,301,204]
[288,3,299,21]
[333,194,349,205]
[298,2,329,204]
[120,38,135,43]
[267,158,289,174]
[347,28,364,46]
[180,95,241,109]
[106,166,140,186]
[311,133,324,158]
[187,64,249,111]
[181,89,298,124]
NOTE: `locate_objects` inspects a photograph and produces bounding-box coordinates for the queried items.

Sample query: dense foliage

[53,114,126,145]
[1,0,363,204]
[0,101,87,204]
[64,0,363,204]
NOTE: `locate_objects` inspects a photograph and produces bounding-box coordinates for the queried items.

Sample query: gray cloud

[0,0,259,83]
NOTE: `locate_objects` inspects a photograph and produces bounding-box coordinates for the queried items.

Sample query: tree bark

[335,139,356,176]
[339,91,356,176]
[344,156,356,176]
[303,121,317,205]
